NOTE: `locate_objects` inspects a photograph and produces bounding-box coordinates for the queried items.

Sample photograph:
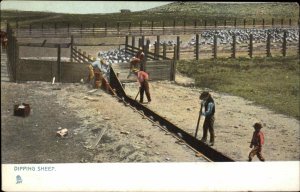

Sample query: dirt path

[1,81,207,163]
[124,73,300,161]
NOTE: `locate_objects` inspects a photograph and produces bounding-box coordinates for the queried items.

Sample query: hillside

[1,2,299,27]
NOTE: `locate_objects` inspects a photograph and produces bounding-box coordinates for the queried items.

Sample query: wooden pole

[232,34,236,58]
[267,33,271,57]
[132,36,135,48]
[282,31,287,57]
[249,34,253,58]
[57,44,61,82]
[177,36,180,60]
[70,35,74,62]
[156,35,160,60]
[163,43,167,59]
[196,34,199,60]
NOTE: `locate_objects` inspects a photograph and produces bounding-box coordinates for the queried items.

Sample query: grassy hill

[1,2,299,28]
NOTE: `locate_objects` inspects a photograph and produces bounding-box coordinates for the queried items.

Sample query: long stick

[194,104,203,138]
[134,89,140,100]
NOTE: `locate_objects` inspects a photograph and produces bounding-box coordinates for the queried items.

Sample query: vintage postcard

[1,1,299,191]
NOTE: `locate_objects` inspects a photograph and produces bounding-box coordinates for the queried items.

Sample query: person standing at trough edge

[199,91,215,146]
[133,69,151,104]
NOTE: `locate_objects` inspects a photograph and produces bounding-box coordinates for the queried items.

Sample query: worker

[88,59,107,88]
[127,47,145,79]
[199,91,215,146]
[133,69,151,104]
[248,122,265,162]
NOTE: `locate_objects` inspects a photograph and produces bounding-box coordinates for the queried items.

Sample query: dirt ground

[1,72,299,163]
[124,72,300,161]
[1,78,207,164]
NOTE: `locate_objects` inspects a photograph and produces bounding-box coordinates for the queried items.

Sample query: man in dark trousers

[133,69,151,104]
[199,91,215,146]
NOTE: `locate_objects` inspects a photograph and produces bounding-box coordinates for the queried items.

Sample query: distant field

[177,56,300,120]
[1,2,299,28]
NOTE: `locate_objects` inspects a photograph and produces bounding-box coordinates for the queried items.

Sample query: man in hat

[133,69,151,104]
[127,47,145,79]
[199,91,215,146]
[248,122,265,162]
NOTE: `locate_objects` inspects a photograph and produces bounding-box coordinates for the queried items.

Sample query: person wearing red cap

[248,122,265,162]
[127,47,145,79]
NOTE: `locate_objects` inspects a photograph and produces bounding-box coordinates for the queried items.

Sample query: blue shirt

[202,101,215,117]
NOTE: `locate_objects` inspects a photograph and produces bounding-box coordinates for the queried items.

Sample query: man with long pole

[197,91,216,146]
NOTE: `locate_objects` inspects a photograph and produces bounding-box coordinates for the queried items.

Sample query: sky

[1,1,173,14]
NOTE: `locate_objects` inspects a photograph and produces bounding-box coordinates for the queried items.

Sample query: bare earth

[1,73,299,163]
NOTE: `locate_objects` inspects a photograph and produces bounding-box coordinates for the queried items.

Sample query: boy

[248,122,265,162]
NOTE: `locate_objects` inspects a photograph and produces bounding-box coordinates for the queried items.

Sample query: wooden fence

[11,17,300,38]
[124,33,299,60]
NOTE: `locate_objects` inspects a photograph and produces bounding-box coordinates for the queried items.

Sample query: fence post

[282,31,287,57]
[125,35,129,57]
[224,20,226,28]
[176,36,180,60]
[173,45,177,61]
[281,18,284,28]
[231,34,236,59]
[262,19,265,29]
[249,34,253,58]
[156,35,160,60]
[289,18,292,26]
[253,18,255,28]
[266,33,271,57]
[70,35,74,62]
[141,36,145,51]
[213,34,217,59]
[272,18,274,28]
[244,19,246,29]
[139,21,142,35]
[132,36,135,48]
[214,20,217,29]
[143,39,150,71]
[195,34,199,60]
[138,38,142,49]
[204,20,207,29]
[57,44,61,82]
[15,37,19,82]
[163,43,167,59]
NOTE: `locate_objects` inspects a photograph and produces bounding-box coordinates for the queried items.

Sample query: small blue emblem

[16,175,22,184]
